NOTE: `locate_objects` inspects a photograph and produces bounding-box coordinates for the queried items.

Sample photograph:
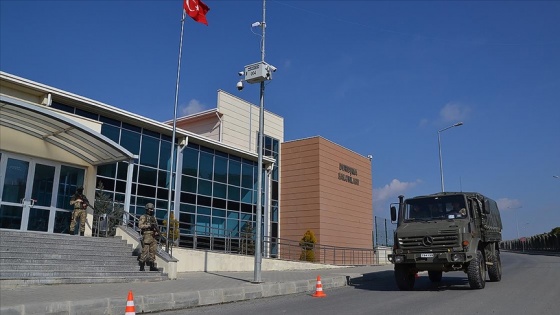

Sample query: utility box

[244,62,271,83]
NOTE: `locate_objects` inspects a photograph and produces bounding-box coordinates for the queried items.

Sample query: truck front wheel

[467,250,486,289]
[395,264,415,291]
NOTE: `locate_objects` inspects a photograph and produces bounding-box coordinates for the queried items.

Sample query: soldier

[69,186,89,236]
[138,203,159,271]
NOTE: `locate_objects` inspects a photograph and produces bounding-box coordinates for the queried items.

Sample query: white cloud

[373,179,421,203]
[496,198,522,211]
[439,102,470,123]
[180,99,206,116]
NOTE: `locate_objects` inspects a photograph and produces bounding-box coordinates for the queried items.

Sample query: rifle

[141,220,159,236]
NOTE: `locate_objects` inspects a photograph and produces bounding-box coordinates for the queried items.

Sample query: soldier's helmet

[76,186,84,193]
[145,203,155,214]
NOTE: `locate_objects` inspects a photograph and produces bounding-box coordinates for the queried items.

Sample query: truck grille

[398,232,459,250]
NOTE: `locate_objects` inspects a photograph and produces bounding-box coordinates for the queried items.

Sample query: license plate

[421,253,434,258]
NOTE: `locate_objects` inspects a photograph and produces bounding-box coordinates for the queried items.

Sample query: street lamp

[235,0,276,284]
[437,122,463,192]
[508,206,523,240]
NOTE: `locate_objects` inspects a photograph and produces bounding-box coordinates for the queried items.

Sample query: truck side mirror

[390,206,397,222]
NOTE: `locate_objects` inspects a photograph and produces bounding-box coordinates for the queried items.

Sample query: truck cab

[388,192,503,290]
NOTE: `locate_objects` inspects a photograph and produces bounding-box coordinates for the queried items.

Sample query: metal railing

[92,212,174,256]
[92,213,379,265]
[265,236,375,266]
[173,224,375,265]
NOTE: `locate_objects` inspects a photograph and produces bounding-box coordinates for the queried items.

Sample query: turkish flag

[184,0,210,26]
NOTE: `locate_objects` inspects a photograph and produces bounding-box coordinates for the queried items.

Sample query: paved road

[157,252,560,315]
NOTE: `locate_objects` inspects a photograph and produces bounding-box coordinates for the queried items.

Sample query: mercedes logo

[423,236,434,246]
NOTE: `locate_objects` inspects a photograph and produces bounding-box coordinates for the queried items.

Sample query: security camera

[236,80,244,91]
[267,65,277,72]
[238,71,244,76]
[367,154,373,160]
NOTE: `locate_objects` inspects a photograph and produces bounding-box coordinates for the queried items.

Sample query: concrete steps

[0,229,167,286]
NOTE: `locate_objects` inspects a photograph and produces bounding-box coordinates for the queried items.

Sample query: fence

[501,234,560,252]
[374,216,394,247]
[93,212,382,265]
[265,237,375,265]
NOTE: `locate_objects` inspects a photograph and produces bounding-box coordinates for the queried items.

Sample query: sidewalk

[0,264,394,315]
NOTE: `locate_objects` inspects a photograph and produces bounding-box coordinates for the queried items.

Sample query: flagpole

[166,10,187,252]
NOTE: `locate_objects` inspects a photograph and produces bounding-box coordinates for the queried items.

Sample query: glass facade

[52,101,280,253]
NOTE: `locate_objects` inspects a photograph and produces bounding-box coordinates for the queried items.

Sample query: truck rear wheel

[488,249,502,282]
[395,264,415,291]
[467,250,486,289]
[428,271,442,282]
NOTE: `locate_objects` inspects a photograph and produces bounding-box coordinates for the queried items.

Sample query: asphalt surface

[0,264,394,314]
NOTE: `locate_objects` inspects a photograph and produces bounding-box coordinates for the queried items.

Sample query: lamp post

[235,0,276,283]
[437,122,463,192]
[508,206,522,240]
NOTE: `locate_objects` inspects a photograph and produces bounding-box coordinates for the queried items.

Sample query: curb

[0,276,349,315]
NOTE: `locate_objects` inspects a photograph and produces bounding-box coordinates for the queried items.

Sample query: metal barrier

[374,216,395,247]
[266,236,375,265]
[501,234,560,252]
[93,213,381,265]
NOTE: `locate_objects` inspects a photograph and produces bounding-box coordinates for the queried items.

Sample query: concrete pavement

[0,264,394,314]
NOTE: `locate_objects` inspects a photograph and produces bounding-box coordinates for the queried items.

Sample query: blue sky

[1,1,559,240]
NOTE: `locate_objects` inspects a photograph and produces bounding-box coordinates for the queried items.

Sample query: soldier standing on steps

[69,186,89,236]
[138,203,159,271]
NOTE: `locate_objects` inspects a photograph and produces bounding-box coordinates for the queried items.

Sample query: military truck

[387,192,503,290]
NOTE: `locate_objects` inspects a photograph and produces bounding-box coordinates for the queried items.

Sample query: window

[120,129,141,154]
[182,148,198,176]
[140,135,159,168]
[214,156,227,183]
[198,152,213,180]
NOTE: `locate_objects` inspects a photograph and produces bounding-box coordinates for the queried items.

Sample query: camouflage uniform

[138,203,159,271]
[69,187,89,236]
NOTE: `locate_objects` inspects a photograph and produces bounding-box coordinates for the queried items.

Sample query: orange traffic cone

[125,290,136,315]
[312,275,327,298]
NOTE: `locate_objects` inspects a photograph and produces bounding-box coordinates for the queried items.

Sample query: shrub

[299,230,317,262]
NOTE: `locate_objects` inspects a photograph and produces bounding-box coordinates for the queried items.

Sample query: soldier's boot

[79,231,84,236]
[69,230,75,235]
[139,262,145,271]
[149,262,158,271]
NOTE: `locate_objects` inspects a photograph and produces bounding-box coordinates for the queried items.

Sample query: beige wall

[280,137,373,256]
[175,114,221,141]
[217,90,284,152]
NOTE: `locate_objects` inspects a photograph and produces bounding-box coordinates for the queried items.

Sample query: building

[281,137,373,263]
[0,71,373,263]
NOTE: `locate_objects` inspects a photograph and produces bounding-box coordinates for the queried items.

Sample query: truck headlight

[394,255,404,263]
[451,254,463,262]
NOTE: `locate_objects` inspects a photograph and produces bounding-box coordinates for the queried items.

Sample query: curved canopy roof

[0,95,134,165]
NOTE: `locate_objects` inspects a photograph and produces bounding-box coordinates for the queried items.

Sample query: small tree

[240,222,255,255]
[163,212,180,245]
[299,230,317,262]
[93,182,124,236]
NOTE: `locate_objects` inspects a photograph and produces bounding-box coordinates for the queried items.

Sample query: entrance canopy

[0,95,134,165]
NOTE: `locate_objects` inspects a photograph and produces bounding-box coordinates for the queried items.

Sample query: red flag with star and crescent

[184,0,210,25]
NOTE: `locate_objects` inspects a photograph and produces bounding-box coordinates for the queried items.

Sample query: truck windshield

[405,196,468,221]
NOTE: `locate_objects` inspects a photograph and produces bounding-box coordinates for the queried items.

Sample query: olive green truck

[387,192,503,290]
